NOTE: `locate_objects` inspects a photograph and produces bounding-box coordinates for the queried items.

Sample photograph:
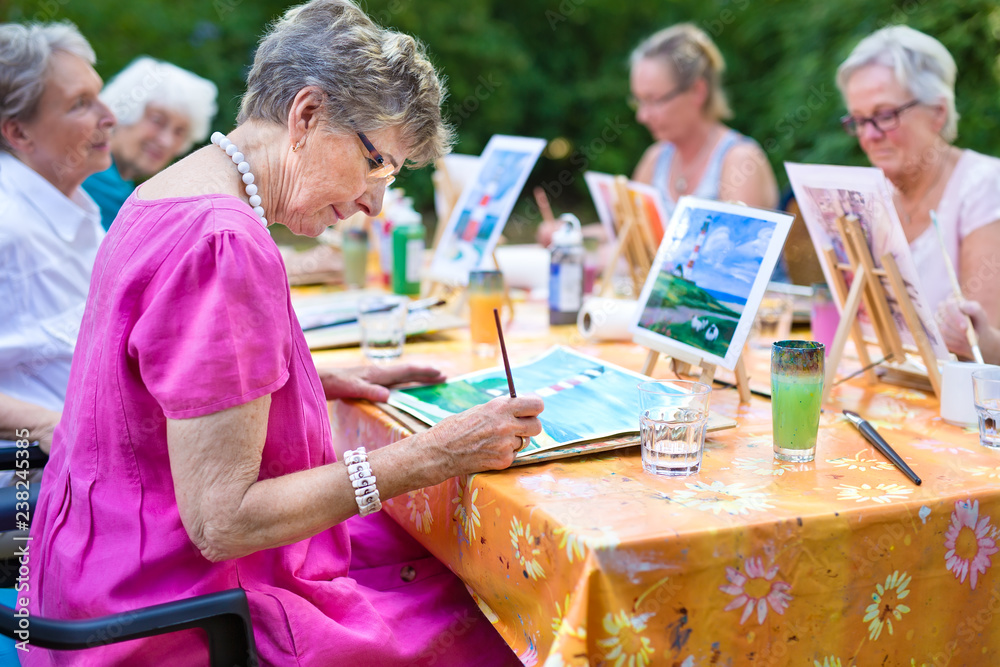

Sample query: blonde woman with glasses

[630,23,778,216]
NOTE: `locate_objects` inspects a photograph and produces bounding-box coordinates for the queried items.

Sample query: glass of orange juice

[468,270,505,357]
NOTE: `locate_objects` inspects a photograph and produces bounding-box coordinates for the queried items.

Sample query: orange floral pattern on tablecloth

[320,332,1000,665]
[664,480,774,515]
[719,557,793,625]
[452,477,481,543]
[862,570,911,640]
[597,610,655,667]
[944,499,999,590]
[406,488,433,534]
[510,516,546,581]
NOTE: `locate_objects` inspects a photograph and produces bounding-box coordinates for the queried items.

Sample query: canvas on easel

[427,135,545,287]
[628,196,793,402]
[785,163,949,397]
[583,172,664,296]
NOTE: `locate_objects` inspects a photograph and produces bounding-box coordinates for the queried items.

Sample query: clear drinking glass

[751,292,794,350]
[359,295,408,363]
[771,340,825,462]
[972,368,1000,449]
[637,380,712,476]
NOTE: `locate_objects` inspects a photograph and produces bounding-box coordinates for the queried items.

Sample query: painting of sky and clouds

[631,197,792,369]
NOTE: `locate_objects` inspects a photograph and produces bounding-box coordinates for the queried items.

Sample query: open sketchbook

[292,290,465,350]
[386,346,736,464]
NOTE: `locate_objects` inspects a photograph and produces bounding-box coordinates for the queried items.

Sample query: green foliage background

[5,0,999,239]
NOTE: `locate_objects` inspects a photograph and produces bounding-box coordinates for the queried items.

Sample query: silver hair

[630,23,732,121]
[238,0,453,167]
[101,57,218,153]
[837,25,959,142]
[0,21,96,152]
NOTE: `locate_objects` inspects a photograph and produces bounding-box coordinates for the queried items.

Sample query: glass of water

[359,295,408,363]
[637,380,712,476]
[972,368,1000,448]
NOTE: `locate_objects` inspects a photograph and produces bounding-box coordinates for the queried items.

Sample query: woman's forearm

[195,434,444,562]
[0,393,60,451]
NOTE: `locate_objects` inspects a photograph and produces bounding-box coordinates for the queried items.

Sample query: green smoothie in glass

[771,341,825,462]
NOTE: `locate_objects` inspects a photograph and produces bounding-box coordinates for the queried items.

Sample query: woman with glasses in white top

[630,23,778,216]
[837,25,1000,358]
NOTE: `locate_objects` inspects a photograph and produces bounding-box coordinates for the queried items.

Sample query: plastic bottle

[549,214,584,325]
[374,189,401,287]
[391,197,425,295]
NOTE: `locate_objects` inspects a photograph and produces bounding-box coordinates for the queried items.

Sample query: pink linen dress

[23,192,518,666]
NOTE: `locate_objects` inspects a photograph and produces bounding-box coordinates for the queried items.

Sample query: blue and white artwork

[630,197,794,370]
[429,135,545,285]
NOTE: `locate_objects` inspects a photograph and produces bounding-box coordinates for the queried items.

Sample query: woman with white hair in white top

[83,56,217,229]
[0,21,115,454]
[837,25,1000,359]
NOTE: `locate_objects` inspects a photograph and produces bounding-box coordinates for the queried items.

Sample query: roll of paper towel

[577,298,638,341]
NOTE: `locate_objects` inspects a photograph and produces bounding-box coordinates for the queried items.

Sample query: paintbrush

[930,210,984,363]
[494,308,516,398]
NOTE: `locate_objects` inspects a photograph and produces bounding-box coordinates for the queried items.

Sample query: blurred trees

[5,0,999,237]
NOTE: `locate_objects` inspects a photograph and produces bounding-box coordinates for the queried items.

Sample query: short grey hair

[837,25,959,143]
[101,57,218,153]
[630,23,732,121]
[238,0,453,167]
[0,21,96,152]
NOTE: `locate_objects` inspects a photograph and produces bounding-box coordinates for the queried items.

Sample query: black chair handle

[0,588,258,667]
[0,444,48,471]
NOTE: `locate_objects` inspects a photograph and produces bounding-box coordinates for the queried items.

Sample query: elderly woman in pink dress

[24,1,543,665]
[837,26,1000,359]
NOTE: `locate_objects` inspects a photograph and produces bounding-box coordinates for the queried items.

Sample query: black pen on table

[843,410,921,485]
[494,308,516,398]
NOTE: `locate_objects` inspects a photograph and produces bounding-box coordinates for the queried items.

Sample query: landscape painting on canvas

[630,197,793,370]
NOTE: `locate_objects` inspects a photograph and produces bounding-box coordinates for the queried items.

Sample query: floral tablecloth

[318,314,1000,666]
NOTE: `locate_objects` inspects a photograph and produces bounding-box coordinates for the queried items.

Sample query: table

[315,301,1000,666]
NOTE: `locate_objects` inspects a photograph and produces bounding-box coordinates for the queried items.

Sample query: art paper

[388,346,655,457]
[785,162,949,359]
[428,135,545,285]
[584,171,668,245]
[629,196,793,370]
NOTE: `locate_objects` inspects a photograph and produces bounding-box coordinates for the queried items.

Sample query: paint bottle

[391,197,424,296]
[549,214,584,325]
[342,227,369,288]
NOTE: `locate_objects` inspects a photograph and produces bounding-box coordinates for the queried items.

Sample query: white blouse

[0,152,104,412]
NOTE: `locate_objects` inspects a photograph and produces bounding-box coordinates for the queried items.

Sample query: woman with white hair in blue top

[84,56,217,229]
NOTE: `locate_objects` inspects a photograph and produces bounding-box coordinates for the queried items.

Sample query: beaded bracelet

[343,447,382,516]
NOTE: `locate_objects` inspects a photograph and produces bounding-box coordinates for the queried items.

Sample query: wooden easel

[639,347,753,404]
[821,215,942,402]
[431,158,461,252]
[599,176,656,297]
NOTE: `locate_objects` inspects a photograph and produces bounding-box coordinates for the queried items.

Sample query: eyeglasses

[357,131,396,186]
[627,85,687,111]
[840,100,920,136]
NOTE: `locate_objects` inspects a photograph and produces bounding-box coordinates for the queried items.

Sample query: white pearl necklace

[210,131,267,227]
